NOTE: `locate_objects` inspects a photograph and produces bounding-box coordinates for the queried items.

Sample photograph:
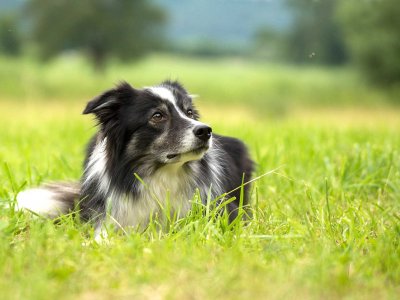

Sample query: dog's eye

[151,112,165,123]
[187,109,194,118]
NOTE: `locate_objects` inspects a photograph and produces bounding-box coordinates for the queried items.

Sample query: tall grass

[0,101,399,299]
[0,56,399,299]
[1,54,398,110]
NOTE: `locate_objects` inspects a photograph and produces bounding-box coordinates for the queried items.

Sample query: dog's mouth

[166,153,179,159]
[166,145,209,162]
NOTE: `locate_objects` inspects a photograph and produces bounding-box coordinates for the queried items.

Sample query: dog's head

[83,81,212,166]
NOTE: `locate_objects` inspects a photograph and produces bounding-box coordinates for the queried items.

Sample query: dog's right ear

[82,89,117,115]
[82,89,120,125]
[83,82,134,124]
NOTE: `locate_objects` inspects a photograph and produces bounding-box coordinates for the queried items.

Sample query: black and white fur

[17,81,253,238]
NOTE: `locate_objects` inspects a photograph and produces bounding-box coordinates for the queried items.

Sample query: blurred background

[0,0,399,113]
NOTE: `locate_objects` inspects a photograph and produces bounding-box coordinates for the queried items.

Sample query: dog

[17,81,254,239]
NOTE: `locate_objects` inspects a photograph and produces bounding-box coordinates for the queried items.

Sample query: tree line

[0,0,399,86]
[0,0,165,71]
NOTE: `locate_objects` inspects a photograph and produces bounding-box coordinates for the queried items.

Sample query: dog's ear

[82,89,117,115]
[83,82,135,123]
[161,79,198,100]
[161,80,189,96]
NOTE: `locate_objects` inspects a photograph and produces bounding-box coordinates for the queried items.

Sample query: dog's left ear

[83,82,135,124]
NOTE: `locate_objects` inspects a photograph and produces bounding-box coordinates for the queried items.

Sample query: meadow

[0,55,399,299]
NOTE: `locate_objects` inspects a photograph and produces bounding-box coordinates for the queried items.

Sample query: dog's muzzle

[165,125,212,162]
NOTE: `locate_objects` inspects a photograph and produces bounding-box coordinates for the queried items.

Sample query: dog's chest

[108,167,194,229]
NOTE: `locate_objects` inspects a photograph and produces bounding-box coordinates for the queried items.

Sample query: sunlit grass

[0,95,399,299]
[0,54,399,299]
[1,54,399,111]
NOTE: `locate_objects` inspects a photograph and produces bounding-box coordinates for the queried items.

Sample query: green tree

[0,14,21,56]
[338,0,400,86]
[286,0,347,65]
[26,0,166,69]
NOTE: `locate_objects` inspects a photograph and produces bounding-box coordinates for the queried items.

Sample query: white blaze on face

[147,86,176,105]
[146,86,203,126]
[146,86,212,163]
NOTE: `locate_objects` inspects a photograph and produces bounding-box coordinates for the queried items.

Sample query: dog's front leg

[94,223,109,244]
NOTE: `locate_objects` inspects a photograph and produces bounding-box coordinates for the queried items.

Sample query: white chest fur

[106,164,195,230]
[85,139,197,233]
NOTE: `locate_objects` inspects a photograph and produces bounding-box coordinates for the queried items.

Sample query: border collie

[17,81,253,238]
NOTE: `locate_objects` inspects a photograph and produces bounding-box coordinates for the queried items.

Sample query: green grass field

[0,55,399,299]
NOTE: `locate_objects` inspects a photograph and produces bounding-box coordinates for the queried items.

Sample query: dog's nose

[193,125,212,142]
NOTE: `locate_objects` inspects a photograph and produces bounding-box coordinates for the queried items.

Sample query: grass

[1,54,399,110]
[0,55,399,299]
